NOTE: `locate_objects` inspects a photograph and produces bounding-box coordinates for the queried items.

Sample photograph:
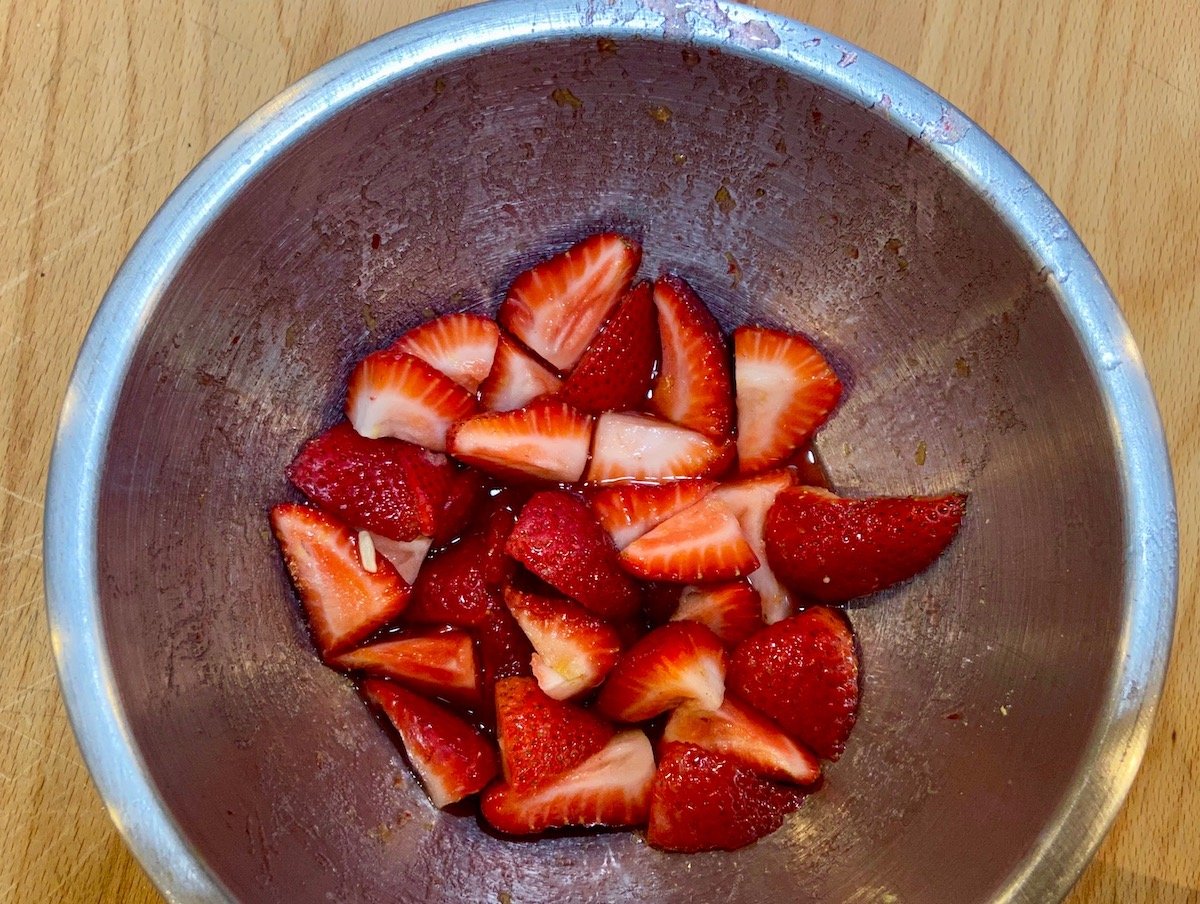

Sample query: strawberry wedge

[346,348,477,451]
[391,312,500,392]
[270,503,409,655]
[479,334,563,412]
[733,326,841,473]
[448,401,593,483]
[494,676,615,789]
[649,275,734,438]
[481,730,655,834]
[499,233,642,371]
[670,581,764,646]
[596,622,726,722]
[711,469,799,623]
[587,480,715,550]
[764,486,967,602]
[561,280,659,413]
[362,679,497,808]
[328,631,481,707]
[586,412,734,484]
[505,588,622,700]
[619,495,759,583]
[663,696,820,784]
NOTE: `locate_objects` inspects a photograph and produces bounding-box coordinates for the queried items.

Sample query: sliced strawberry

[286,421,456,541]
[647,742,802,852]
[671,581,763,645]
[345,349,477,451]
[328,631,481,707]
[728,607,859,760]
[648,275,734,438]
[595,622,726,722]
[481,729,654,834]
[560,280,658,413]
[499,233,642,371]
[366,533,432,585]
[711,469,799,623]
[662,696,820,784]
[362,679,497,808]
[587,479,715,550]
[390,313,500,392]
[619,496,759,583]
[494,676,615,789]
[765,486,967,601]
[478,334,563,412]
[407,504,518,628]
[431,468,486,545]
[504,588,622,700]
[506,490,641,620]
[270,503,409,655]
[733,326,842,473]
[585,412,734,484]
[448,400,593,483]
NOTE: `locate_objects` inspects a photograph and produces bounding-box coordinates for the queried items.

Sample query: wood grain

[0,1,1194,901]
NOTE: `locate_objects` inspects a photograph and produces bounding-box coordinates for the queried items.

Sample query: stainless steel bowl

[45,2,1177,901]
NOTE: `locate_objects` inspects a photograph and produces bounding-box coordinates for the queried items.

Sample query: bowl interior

[95,29,1124,903]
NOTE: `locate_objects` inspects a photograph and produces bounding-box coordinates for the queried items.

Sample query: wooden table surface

[1,1,1196,901]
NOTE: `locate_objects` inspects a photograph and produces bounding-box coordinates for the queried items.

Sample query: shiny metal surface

[44,1,1176,902]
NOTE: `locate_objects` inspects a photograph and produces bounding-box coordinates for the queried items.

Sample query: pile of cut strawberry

[270,232,966,852]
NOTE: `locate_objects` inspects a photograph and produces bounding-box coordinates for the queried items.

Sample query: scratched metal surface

[46,2,1174,902]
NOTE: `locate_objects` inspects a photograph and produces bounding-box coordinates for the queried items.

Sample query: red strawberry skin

[407,508,515,628]
[765,487,967,601]
[500,232,642,371]
[494,676,615,790]
[560,280,659,413]
[270,503,410,655]
[647,742,803,852]
[727,607,859,760]
[506,491,641,620]
[430,468,487,546]
[649,275,734,438]
[286,421,456,541]
[362,679,497,808]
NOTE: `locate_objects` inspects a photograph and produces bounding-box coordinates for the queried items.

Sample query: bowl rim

[44,1,1178,901]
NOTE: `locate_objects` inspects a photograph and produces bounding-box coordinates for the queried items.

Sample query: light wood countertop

[0,1,1194,900]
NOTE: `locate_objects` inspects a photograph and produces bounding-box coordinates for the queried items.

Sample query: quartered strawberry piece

[504,588,622,700]
[407,504,517,628]
[390,312,500,392]
[499,232,642,371]
[585,412,734,484]
[560,280,659,413]
[448,400,593,483]
[345,348,477,451]
[595,622,726,722]
[587,480,715,551]
[670,581,764,646]
[711,470,800,623]
[328,631,481,707]
[478,334,563,412]
[619,496,759,583]
[663,696,820,785]
[494,676,615,789]
[365,533,433,585]
[648,275,734,438]
[270,503,410,655]
[481,729,655,834]
[362,679,497,808]
[728,607,859,760]
[286,421,456,541]
[765,486,967,602]
[647,742,803,852]
[733,326,841,474]
[506,490,641,621]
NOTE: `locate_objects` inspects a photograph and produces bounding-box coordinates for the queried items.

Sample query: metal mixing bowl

[45,2,1177,901]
